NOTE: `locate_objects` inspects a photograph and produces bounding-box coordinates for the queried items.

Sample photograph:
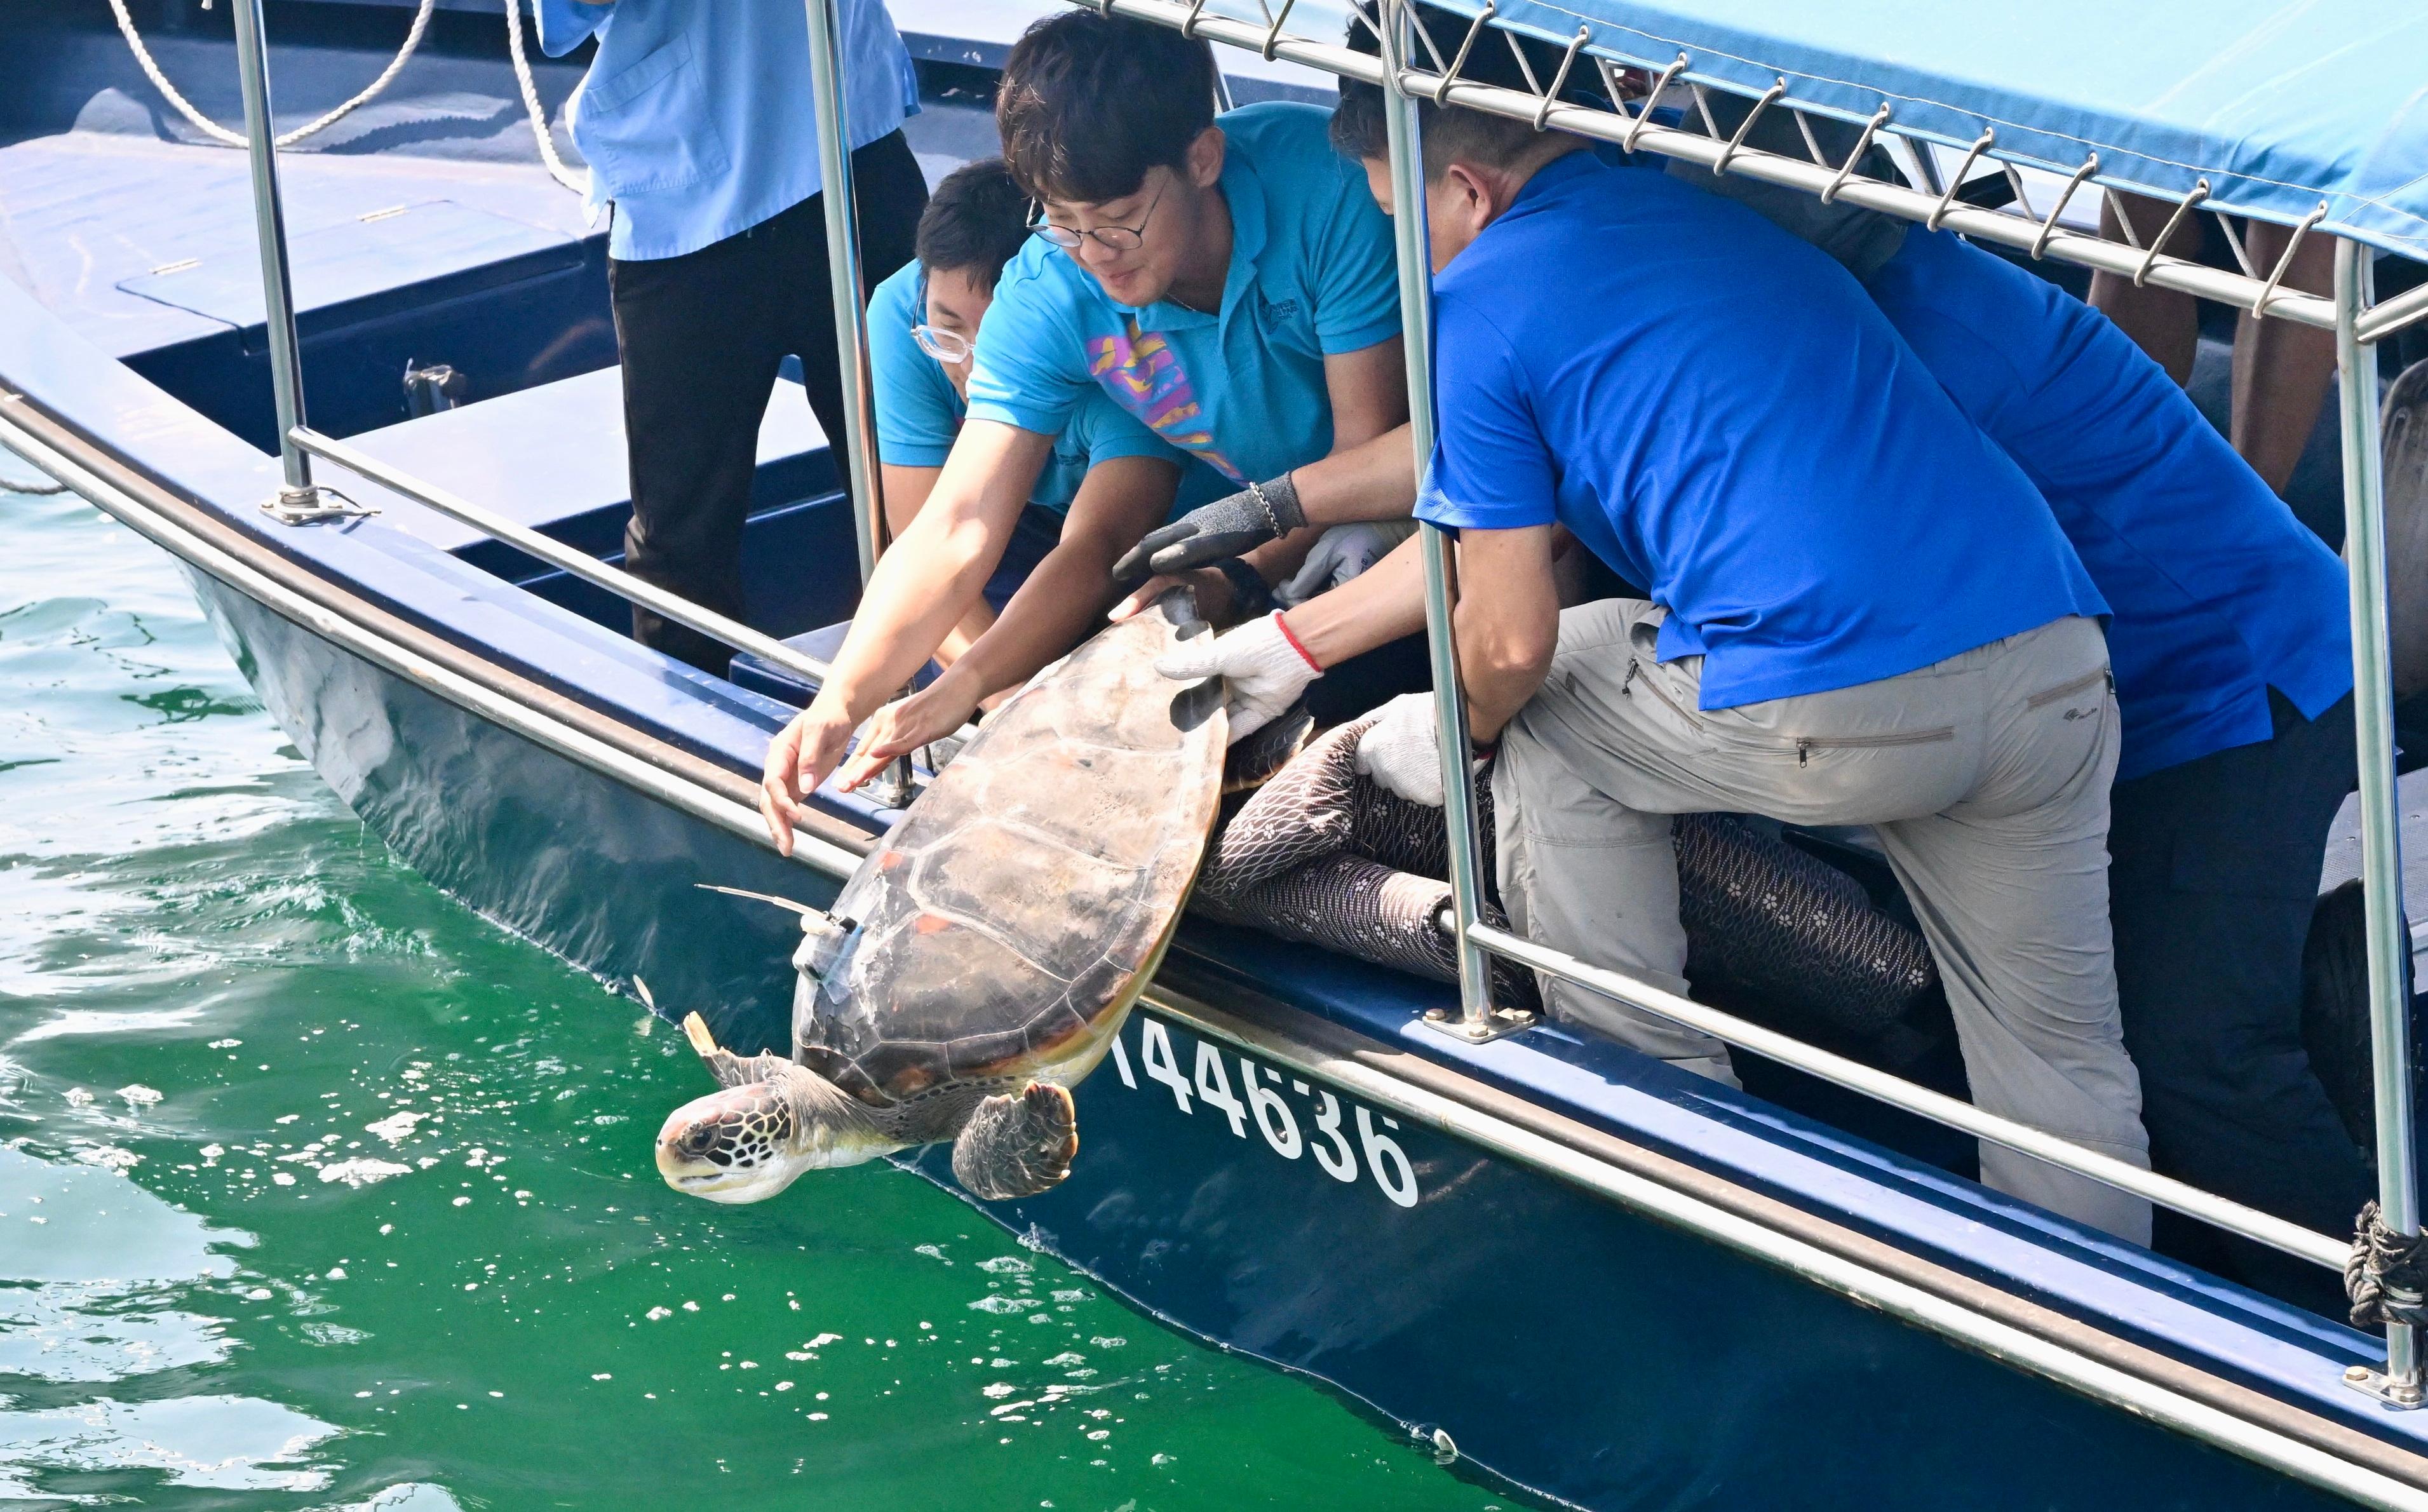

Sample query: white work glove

[1274,521,1415,607]
[1355,692,1451,806]
[1152,611,1322,743]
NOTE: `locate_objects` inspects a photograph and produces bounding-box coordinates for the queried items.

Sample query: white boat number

[1107,1018,1420,1208]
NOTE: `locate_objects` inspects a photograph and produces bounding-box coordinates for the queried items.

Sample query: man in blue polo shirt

[826,157,1220,788]
[759,11,1406,837]
[1656,103,2364,1307]
[536,0,924,674]
[1420,151,2145,1241]
[1158,46,2150,1241]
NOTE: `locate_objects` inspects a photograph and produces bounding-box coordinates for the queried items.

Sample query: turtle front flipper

[682,1012,793,1090]
[951,1082,1078,1201]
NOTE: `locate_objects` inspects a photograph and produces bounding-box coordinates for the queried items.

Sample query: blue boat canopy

[1408,0,2428,262]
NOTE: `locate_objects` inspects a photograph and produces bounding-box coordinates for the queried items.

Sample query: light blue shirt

[538,0,919,263]
[963,102,1400,488]
[867,263,1215,517]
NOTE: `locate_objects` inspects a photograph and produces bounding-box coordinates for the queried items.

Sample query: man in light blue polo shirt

[535,0,922,673]
[759,11,1407,837]
[824,158,1221,788]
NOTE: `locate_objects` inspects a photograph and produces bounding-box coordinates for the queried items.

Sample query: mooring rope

[2347,1199,2428,1329]
[503,0,591,194]
[107,0,437,150]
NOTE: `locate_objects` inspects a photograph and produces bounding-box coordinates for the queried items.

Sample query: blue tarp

[1422,0,2428,261]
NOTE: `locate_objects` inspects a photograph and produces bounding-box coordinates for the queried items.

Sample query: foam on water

[0,486,1520,1509]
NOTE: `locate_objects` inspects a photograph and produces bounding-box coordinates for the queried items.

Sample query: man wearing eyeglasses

[823,158,1225,783]
[760,10,1409,840]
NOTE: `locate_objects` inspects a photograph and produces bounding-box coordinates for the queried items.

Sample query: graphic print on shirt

[1087,318,1243,483]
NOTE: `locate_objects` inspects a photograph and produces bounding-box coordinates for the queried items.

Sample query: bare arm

[832,455,1182,790]
[1276,530,1427,666]
[760,421,1053,850]
[879,462,940,541]
[1236,337,1412,583]
[1285,422,1422,528]
[1452,525,1560,743]
[1323,336,1409,450]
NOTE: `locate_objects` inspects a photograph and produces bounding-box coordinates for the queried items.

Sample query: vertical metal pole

[228,0,314,501]
[802,0,914,807]
[801,0,886,586]
[1382,1,1499,1038]
[2337,236,2423,1401]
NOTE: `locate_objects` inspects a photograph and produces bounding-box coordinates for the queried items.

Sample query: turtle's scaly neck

[781,1065,896,1164]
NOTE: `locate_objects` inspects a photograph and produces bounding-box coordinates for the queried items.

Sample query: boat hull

[191,563,2356,1512]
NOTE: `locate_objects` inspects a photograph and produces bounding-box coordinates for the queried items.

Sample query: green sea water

[0,483,1524,1511]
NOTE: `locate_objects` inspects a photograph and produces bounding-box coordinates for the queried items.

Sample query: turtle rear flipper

[952,1082,1078,1200]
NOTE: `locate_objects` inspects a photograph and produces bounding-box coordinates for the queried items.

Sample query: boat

[7,0,2428,1505]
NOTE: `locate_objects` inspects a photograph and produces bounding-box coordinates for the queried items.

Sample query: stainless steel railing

[286,427,835,691]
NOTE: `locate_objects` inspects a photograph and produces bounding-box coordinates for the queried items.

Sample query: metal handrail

[288,427,833,690]
[2361,278,2428,346]
[2335,239,2422,1394]
[1467,922,2348,1269]
[1090,0,2361,336]
[1379,4,1502,1038]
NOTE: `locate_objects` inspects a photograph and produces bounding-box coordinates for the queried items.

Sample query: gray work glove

[1275,522,1413,607]
[1113,473,1306,584]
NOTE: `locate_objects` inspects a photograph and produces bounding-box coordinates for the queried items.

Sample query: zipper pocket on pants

[1620,658,1703,731]
[2024,666,2114,710]
[1795,727,1957,767]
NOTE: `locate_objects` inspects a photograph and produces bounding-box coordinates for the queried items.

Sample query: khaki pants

[1493,601,2151,1241]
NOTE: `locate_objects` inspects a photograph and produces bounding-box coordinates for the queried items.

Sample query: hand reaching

[832,677,984,795]
[1275,522,1410,607]
[759,699,858,854]
[1150,611,1323,743]
[1354,692,1448,807]
[1110,474,1306,583]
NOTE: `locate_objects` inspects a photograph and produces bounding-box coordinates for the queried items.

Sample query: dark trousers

[608,130,928,673]
[2112,690,2370,1314]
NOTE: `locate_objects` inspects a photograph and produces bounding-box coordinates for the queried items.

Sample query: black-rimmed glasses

[1028,175,1170,252]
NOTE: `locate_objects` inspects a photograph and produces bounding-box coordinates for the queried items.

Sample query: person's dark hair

[914,158,1031,293]
[997,11,1218,203]
[1328,3,1579,177]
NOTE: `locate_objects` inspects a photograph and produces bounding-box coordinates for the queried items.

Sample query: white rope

[504,0,591,194]
[108,0,436,150]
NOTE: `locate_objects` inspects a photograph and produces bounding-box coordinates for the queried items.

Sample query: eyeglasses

[1029,175,1170,252]
[911,323,972,365]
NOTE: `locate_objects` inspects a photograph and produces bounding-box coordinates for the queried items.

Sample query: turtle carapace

[656,592,1227,1203]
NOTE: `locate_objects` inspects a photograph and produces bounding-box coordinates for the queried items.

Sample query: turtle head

[654,1013,891,1204]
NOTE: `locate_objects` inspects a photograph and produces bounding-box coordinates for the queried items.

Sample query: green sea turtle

[657,593,1227,1203]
